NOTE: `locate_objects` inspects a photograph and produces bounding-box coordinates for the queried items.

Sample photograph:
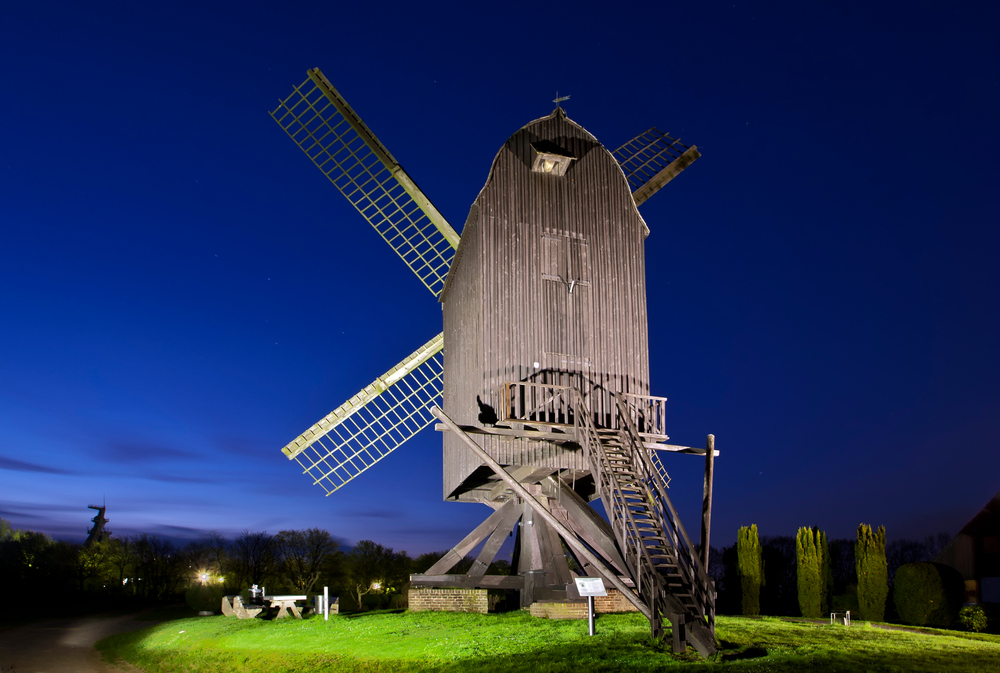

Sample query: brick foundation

[529,590,639,620]
[594,589,639,613]
[530,600,588,619]
[408,588,489,614]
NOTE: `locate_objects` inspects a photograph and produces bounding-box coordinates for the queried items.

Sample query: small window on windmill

[531,140,575,176]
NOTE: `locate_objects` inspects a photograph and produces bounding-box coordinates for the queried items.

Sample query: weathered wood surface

[441,107,652,501]
[409,574,524,589]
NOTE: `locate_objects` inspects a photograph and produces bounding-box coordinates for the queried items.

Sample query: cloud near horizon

[0,455,75,475]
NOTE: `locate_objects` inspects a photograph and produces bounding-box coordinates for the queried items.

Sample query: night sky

[2,1,998,555]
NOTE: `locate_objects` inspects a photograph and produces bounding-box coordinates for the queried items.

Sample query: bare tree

[275,528,340,594]
[132,534,182,600]
[231,531,276,590]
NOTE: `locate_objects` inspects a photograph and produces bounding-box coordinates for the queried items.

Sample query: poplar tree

[856,524,888,622]
[737,524,763,616]
[820,530,831,615]
[796,527,826,618]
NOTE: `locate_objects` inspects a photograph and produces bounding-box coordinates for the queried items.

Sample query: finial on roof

[553,92,570,108]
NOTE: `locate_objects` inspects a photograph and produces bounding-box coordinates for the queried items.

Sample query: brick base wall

[408,588,489,614]
[594,589,639,613]
[529,590,640,620]
[530,601,588,619]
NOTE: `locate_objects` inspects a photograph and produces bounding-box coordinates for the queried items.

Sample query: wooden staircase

[575,392,717,657]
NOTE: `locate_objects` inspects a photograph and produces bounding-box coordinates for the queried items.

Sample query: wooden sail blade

[612,128,700,207]
[270,69,460,298]
[282,333,444,495]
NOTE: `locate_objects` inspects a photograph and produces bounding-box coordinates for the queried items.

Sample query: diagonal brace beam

[469,503,521,577]
[424,500,517,575]
[433,406,650,619]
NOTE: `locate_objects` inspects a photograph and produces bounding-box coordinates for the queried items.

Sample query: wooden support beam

[424,500,516,575]
[435,422,576,442]
[486,466,540,502]
[540,476,629,575]
[432,406,651,619]
[539,513,573,586]
[468,502,521,577]
[409,574,524,590]
[671,612,687,654]
[700,434,716,574]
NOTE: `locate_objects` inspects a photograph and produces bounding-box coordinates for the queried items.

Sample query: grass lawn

[96,611,1000,672]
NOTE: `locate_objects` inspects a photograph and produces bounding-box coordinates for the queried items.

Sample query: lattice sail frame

[283,333,445,495]
[612,128,701,207]
[270,68,459,298]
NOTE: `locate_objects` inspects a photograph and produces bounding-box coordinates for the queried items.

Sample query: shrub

[959,604,988,633]
[738,524,763,616]
[856,524,888,621]
[893,562,964,627]
[185,584,224,613]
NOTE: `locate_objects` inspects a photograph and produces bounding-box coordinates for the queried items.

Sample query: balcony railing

[497,381,669,441]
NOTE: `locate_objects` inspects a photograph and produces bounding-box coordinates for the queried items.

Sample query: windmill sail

[612,128,700,206]
[282,333,444,495]
[270,69,460,298]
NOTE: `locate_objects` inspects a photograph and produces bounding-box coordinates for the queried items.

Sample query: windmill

[271,69,719,656]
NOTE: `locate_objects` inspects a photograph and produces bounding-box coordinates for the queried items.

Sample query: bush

[893,562,964,627]
[185,584,224,613]
[959,604,988,632]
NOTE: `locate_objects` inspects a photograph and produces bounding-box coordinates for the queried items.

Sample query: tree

[855,524,888,622]
[345,540,402,610]
[737,524,763,616]
[820,531,831,615]
[275,528,340,594]
[132,534,182,600]
[230,531,276,591]
[796,527,828,618]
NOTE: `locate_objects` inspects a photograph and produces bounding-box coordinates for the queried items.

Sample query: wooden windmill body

[271,70,718,656]
[441,107,651,502]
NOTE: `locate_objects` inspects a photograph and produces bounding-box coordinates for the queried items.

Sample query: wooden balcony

[496,381,670,443]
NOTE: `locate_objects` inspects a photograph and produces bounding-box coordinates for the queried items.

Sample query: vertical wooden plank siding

[442,109,651,499]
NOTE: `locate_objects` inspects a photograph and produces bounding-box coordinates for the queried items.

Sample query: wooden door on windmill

[541,232,592,378]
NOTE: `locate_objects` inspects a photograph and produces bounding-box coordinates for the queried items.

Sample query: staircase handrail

[568,389,661,606]
[614,392,714,613]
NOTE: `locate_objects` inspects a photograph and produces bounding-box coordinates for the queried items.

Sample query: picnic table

[264,594,307,619]
[221,595,263,619]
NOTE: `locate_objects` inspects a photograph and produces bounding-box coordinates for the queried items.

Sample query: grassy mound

[97,611,1000,672]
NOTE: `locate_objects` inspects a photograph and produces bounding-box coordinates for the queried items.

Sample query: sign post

[574,577,608,636]
[323,586,329,621]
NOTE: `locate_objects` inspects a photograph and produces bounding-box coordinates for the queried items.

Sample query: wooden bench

[221,595,263,619]
[264,595,307,619]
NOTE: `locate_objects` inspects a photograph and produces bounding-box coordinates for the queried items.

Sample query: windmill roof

[439,108,647,303]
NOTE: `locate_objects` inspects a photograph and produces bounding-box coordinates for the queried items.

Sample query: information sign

[574,577,608,597]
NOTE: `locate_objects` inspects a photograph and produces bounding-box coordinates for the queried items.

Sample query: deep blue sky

[1,1,997,555]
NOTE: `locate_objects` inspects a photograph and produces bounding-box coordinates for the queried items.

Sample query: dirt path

[0,613,150,673]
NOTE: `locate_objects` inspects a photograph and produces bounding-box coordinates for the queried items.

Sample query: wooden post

[671,612,687,654]
[700,434,715,573]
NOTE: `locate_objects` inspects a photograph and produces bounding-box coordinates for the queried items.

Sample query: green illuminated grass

[96,611,1000,672]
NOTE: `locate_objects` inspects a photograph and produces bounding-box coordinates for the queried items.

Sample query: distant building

[935,490,1000,603]
[83,504,111,547]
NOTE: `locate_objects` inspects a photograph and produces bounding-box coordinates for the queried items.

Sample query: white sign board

[574,577,607,597]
